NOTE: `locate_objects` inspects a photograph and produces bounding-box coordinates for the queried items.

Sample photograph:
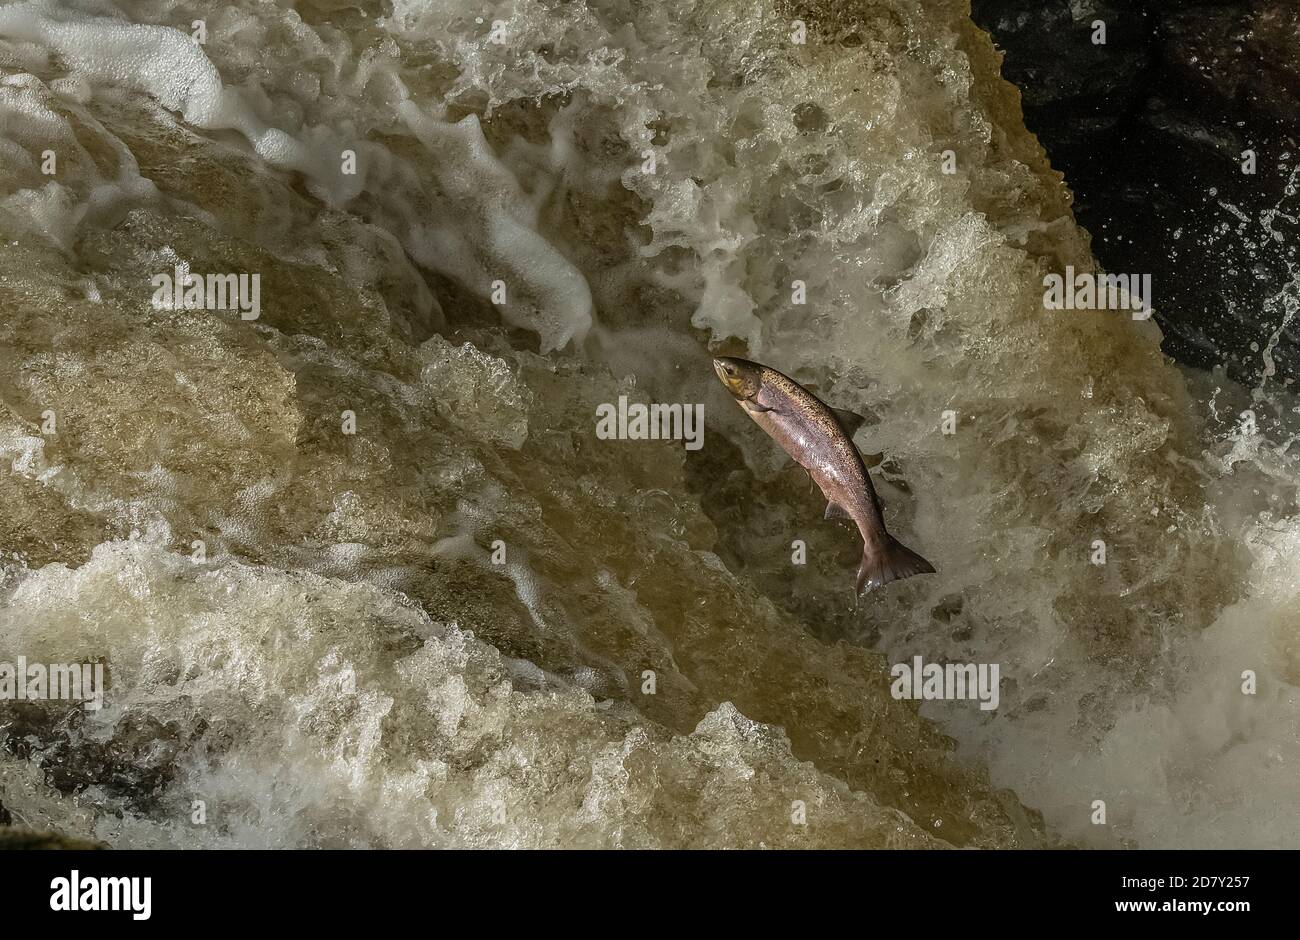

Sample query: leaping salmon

[712,356,935,593]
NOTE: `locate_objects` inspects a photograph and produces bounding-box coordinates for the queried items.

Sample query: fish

[712,356,935,593]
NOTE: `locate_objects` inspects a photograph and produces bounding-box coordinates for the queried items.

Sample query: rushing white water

[0,0,1296,849]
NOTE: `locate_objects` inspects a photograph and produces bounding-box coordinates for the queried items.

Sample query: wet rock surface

[0,826,104,849]
[0,798,102,848]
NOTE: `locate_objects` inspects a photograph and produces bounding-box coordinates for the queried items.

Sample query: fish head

[712,356,763,400]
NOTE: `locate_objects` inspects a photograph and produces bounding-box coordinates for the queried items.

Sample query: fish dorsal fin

[832,406,868,437]
[825,501,853,520]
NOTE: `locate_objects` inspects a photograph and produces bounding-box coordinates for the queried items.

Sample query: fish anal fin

[825,501,853,521]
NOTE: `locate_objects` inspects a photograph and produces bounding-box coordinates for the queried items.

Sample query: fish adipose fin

[825,501,852,520]
[857,537,935,593]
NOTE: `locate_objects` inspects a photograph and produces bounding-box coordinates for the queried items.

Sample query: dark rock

[972,0,1300,386]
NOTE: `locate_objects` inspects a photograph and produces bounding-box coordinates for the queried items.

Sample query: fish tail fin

[857,537,935,594]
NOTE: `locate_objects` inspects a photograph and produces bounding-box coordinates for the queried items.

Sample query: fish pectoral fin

[824,501,853,521]
[743,400,776,414]
[832,406,869,437]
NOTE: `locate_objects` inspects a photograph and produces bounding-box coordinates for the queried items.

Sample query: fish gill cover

[0,0,1293,849]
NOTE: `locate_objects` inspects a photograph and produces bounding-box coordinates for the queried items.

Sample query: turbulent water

[0,0,1296,849]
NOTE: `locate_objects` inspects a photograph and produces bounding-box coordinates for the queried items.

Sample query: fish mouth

[712,357,740,392]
